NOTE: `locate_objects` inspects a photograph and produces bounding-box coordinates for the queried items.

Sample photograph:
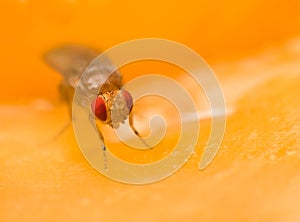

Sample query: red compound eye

[122,90,133,112]
[91,96,107,121]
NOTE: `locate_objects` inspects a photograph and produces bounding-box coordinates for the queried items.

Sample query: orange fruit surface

[0,0,300,221]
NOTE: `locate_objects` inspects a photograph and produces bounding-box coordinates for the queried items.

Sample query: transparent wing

[44,45,123,107]
[44,45,123,90]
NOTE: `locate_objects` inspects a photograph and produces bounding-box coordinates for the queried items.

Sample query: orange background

[1,0,300,100]
[1,0,300,221]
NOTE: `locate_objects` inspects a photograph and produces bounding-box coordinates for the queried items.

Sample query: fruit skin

[1,1,300,222]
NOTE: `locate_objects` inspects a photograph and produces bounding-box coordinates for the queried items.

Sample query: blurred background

[1,0,300,221]
[1,0,300,100]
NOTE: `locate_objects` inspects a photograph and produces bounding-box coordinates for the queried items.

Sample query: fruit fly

[44,45,143,152]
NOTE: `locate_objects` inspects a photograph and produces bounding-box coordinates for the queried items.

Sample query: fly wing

[44,44,123,107]
[44,45,123,90]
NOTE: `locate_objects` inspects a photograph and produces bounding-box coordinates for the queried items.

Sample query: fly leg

[40,120,72,146]
[129,111,152,149]
[53,120,72,140]
[89,114,108,169]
